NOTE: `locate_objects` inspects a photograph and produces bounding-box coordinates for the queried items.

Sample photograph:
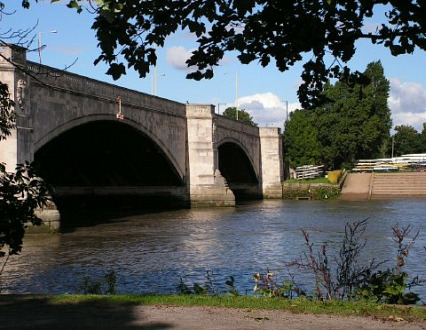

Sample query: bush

[288,220,420,304]
[327,170,342,184]
[79,270,117,295]
[282,185,340,200]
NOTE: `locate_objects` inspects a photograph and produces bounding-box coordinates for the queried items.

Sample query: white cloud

[166,46,195,71]
[231,92,300,128]
[389,78,426,131]
[233,80,426,132]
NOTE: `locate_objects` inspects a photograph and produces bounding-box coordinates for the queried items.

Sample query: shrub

[327,170,342,184]
[288,220,420,304]
[79,270,117,295]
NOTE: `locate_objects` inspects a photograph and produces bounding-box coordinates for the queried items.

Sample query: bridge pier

[259,127,284,199]
[1,45,284,223]
[186,104,235,207]
[0,46,20,172]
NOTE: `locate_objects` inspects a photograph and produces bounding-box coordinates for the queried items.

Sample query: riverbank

[1,295,426,329]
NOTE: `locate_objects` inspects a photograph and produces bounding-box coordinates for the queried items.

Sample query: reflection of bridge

[0,46,283,221]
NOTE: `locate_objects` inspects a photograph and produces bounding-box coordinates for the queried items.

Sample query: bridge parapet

[25,62,186,118]
[0,45,284,215]
[215,114,259,137]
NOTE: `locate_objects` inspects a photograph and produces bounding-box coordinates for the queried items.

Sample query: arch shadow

[217,140,261,201]
[34,119,189,223]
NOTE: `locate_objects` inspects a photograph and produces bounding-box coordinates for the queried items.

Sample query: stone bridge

[0,46,283,222]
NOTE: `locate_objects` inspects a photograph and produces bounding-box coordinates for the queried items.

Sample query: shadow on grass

[0,295,169,330]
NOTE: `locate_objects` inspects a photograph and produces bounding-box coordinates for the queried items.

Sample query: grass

[45,294,426,321]
[284,178,331,184]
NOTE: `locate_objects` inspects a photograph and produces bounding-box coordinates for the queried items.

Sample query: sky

[3,1,426,132]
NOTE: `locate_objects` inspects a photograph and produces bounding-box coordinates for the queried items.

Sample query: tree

[420,123,426,150]
[1,109,48,264]
[283,109,321,168]
[0,8,48,268]
[222,107,257,126]
[0,83,15,140]
[313,61,392,168]
[35,0,426,109]
[392,125,422,156]
[283,62,392,169]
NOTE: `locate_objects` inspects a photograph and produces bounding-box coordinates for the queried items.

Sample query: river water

[2,199,426,299]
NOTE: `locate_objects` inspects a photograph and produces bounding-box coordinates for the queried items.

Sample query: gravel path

[1,296,425,330]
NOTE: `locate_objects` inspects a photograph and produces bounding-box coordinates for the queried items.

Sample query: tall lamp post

[235,72,239,120]
[391,135,395,158]
[217,103,226,115]
[152,47,165,96]
[282,99,289,130]
[224,72,239,120]
[152,70,165,96]
[38,30,57,63]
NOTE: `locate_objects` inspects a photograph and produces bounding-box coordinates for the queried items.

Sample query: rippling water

[2,199,426,299]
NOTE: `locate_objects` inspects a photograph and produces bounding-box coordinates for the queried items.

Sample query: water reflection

[2,199,426,299]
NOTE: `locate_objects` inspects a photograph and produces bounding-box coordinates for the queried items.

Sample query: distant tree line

[391,124,426,157]
[283,61,393,170]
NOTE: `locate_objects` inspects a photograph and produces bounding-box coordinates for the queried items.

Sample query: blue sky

[3,1,426,132]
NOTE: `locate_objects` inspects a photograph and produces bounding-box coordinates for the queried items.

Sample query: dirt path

[1,296,425,330]
[131,305,426,330]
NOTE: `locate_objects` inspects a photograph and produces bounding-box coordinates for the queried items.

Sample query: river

[2,199,426,299]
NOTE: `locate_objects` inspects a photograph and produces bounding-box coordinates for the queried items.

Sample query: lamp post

[391,135,395,158]
[38,30,57,63]
[217,103,226,115]
[282,99,289,130]
[152,47,165,96]
[224,72,239,120]
[285,100,289,122]
[152,70,165,96]
[235,72,239,120]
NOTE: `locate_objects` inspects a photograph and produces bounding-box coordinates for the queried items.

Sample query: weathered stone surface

[0,46,284,221]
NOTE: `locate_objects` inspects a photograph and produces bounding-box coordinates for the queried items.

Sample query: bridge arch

[217,138,261,200]
[34,114,185,182]
[216,137,259,181]
[0,46,284,225]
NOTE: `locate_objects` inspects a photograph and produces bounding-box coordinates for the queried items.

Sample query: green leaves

[66,0,82,13]
[0,82,16,142]
[392,125,423,156]
[1,162,49,256]
[106,63,126,80]
[285,61,392,169]
[222,107,257,127]
[19,1,426,107]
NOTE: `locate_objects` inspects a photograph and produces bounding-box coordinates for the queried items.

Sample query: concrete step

[373,179,426,182]
[368,173,426,200]
[341,172,426,200]
[372,194,426,199]
[371,189,426,194]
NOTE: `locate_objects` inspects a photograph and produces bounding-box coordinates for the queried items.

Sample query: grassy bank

[29,294,424,321]
[284,178,331,184]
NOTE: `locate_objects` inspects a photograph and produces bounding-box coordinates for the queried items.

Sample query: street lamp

[391,135,395,158]
[224,72,239,120]
[38,30,57,63]
[235,72,239,120]
[285,100,289,122]
[152,71,165,96]
[152,47,165,96]
[217,103,226,115]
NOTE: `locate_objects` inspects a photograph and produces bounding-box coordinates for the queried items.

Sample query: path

[1,296,425,330]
